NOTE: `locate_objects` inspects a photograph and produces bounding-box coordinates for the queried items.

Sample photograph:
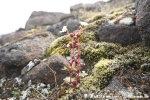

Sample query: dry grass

[72,0,135,22]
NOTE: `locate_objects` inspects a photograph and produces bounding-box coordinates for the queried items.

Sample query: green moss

[80,59,117,90]
[45,35,71,57]
[80,45,150,90]
[79,31,99,42]
[124,3,135,9]
[83,18,107,33]
[45,31,99,58]
[80,41,122,61]
[88,13,107,23]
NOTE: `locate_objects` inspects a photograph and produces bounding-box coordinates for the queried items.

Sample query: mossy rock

[45,35,122,61]
[45,35,71,57]
[88,13,107,23]
[45,31,99,57]
[80,41,122,61]
[108,3,135,20]
[83,18,107,33]
[80,59,118,90]
[80,45,150,90]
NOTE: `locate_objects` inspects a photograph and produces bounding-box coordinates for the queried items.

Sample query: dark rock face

[47,18,81,36]
[98,24,142,46]
[25,11,74,30]
[0,32,55,78]
[135,0,150,46]
[22,55,69,85]
[70,2,101,13]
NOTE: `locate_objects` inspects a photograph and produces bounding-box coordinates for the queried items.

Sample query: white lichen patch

[108,19,117,25]
[119,17,133,25]
[15,77,23,86]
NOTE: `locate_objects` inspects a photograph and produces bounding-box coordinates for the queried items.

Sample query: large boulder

[46,18,82,36]
[22,55,69,85]
[25,11,74,30]
[135,0,150,46]
[0,31,55,78]
[98,24,142,46]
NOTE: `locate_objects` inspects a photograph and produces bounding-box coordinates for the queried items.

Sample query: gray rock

[0,31,55,78]
[98,24,142,46]
[25,11,74,30]
[0,31,28,46]
[70,2,101,13]
[135,0,150,46]
[46,18,82,36]
[22,55,69,86]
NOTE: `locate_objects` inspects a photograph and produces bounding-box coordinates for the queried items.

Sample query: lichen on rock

[45,35,71,57]
[80,41,122,61]
[80,59,118,90]
[80,44,150,90]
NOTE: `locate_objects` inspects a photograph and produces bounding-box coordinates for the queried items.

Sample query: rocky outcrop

[98,24,142,46]
[135,0,150,47]
[25,11,74,30]
[70,2,101,13]
[0,31,27,46]
[0,31,55,78]
[22,55,69,85]
[46,18,82,36]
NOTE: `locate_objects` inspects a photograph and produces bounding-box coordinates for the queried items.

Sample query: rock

[0,31,28,46]
[0,31,55,78]
[84,3,101,12]
[70,3,84,13]
[135,0,150,46]
[15,28,25,32]
[22,55,69,86]
[25,11,74,30]
[70,2,101,13]
[98,24,142,46]
[46,18,82,36]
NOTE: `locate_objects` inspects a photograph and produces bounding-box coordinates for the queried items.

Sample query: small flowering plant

[63,24,88,90]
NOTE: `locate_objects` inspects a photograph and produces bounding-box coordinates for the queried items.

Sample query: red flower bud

[79,63,84,67]
[70,33,74,37]
[74,40,79,43]
[71,81,78,89]
[76,33,81,37]
[75,60,79,65]
[75,69,80,74]
[78,54,81,58]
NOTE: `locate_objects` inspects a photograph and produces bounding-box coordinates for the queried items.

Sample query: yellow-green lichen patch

[88,13,107,23]
[45,31,99,58]
[83,18,107,33]
[79,31,99,42]
[80,41,122,61]
[80,59,118,90]
[80,44,150,90]
[117,46,150,70]
[45,35,71,57]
